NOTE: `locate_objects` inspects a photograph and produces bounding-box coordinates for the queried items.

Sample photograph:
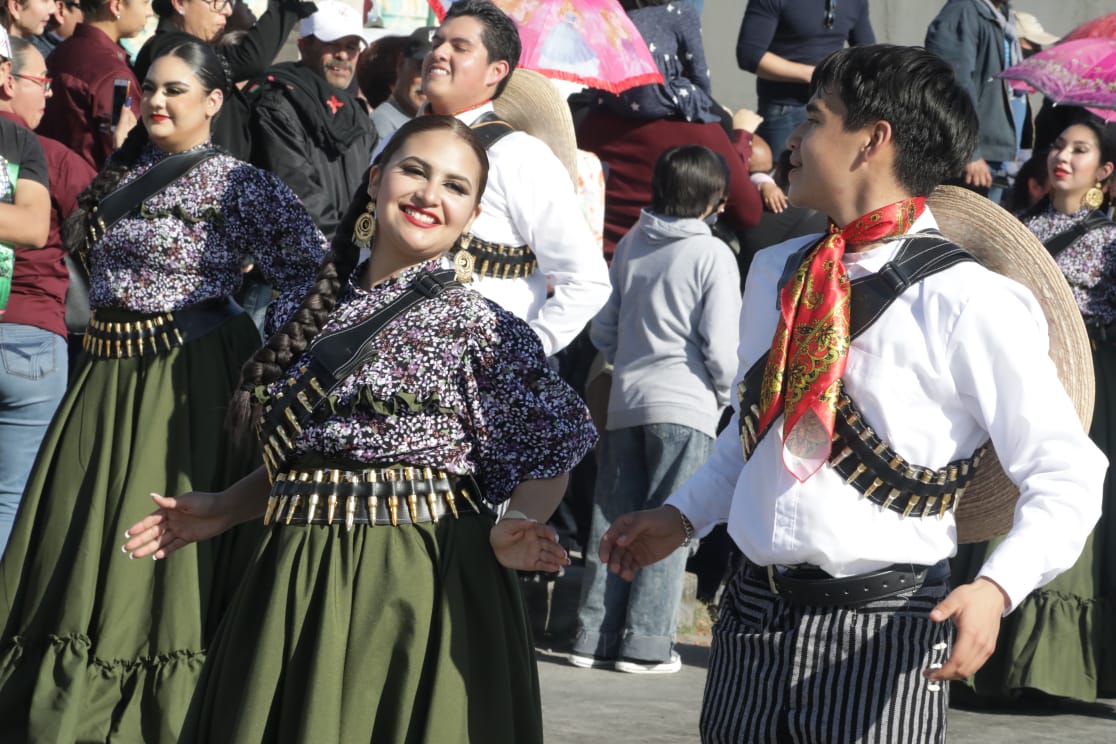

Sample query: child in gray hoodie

[570,145,741,673]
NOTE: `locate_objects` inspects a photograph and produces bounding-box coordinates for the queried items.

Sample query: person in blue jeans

[570,145,740,674]
[736,0,875,153]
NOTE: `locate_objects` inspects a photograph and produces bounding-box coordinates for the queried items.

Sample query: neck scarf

[756,197,926,481]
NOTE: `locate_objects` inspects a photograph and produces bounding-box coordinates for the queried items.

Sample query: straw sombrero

[926,185,1095,543]
[493,68,579,184]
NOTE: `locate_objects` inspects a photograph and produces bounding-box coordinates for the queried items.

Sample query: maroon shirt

[39,23,141,170]
[577,110,763,260]
[0,111,96,338]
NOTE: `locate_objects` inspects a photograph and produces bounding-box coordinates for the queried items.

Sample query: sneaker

[614,651,682,674]
[567,652,614,670]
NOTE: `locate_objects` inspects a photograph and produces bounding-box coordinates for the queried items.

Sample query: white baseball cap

[299,0,370,44]
[0,26,11,61]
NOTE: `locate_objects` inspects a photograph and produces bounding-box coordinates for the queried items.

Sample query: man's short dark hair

[651,145,729,219]
[810,44,979,196]
[443,0,520,99]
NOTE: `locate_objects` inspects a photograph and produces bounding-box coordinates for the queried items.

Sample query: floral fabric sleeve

[461,305,597,502]
[223,163,328,335]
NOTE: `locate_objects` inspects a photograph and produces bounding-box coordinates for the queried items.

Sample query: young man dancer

[598,44,1105,743]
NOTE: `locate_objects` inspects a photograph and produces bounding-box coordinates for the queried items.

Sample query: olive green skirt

[952,340,1116,703]
[182,512,543,744]
[0,311,264,743]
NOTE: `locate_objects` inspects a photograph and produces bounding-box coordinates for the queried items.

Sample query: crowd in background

[0,0,1112,741]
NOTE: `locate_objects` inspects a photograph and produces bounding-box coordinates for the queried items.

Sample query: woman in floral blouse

[0,41,326,743]
[123,115,597,743]
[955,116,1116,706]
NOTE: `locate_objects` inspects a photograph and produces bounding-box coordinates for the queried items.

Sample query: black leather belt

[83,297,243,358]
[743,559,950,608]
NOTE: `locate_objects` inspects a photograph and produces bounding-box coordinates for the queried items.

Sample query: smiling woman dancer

[124,115,597,744]
[0,41,325,743]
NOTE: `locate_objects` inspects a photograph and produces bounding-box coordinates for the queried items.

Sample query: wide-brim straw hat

[926,185,1094,543]
[493,68,579,185]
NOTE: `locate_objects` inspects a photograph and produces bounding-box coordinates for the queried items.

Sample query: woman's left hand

[490,518,570,572]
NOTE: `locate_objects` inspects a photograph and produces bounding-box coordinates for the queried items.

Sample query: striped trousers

[701,565,953,743]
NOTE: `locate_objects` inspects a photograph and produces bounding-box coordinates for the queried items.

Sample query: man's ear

[484,59,509,91]
[863,119,895,160]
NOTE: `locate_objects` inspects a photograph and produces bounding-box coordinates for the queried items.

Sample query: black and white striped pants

[701,565,953,743]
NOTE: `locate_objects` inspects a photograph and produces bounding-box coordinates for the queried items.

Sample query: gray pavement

[537,642,1116,743]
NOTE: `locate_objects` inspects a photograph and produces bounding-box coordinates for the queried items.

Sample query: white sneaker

[567,652,614,670]
[614,651,682,674]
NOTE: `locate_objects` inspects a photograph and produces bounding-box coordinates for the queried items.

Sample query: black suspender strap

[256,269,462,479]
[1041,209,1114,259]
[86,147,220,247]
[737,233,976,459]
[469,111,516,150]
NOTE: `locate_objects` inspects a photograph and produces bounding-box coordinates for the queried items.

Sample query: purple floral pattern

[88,143,327,335]
[265,258,597,503]
[1022,203,1116,323]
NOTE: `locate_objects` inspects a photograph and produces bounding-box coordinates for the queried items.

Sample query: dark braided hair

[63,40,233,257]
[226,115,491,439]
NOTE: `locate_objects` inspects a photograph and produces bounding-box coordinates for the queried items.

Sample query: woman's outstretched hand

[121,491,230,560]
[490,517,570,572]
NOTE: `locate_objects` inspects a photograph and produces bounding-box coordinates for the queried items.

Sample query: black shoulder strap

[88,147,220,244]
[257,269,463,472]
[737,233,976,453]
[470,111,516,150]
[1042,210,1114,258]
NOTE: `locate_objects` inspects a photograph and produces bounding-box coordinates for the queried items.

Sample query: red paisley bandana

[757,197,926,481]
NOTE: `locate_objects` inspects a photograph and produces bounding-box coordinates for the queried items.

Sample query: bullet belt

[744,559,950,608]
[457,234,537,279]
[263,465,490,531]
[82,297,244,359]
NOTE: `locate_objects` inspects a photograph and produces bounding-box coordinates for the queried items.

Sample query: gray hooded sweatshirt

[591,208,741,438]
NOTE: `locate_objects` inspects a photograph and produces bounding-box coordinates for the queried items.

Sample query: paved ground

[529,566,1116,743]
[537,642,1116,743]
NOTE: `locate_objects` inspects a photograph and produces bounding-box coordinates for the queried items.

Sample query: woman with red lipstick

[954,115,1116,705]
[0,41,326,743]
[121,115,596,743]
[133,0,306,160]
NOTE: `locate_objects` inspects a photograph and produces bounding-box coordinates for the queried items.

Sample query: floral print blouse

[265,258,598,504]
[1022,204,1116,324]
[88,143,327,334]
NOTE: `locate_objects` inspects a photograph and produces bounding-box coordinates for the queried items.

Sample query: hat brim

[493,69,578,184]
[926,186,1095,543]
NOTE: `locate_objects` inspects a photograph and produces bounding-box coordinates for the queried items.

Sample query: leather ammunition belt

[82,297,243,359]
[743,559,950,608]
[828,390,985,520]
[459,234,537,279]
[263,465,488,531]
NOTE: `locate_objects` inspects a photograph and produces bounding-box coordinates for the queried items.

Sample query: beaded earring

[1084,181,1105,211]
[452,233,475,283]
[353,200,376,250]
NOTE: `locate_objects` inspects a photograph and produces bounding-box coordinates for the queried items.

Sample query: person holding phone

[39,0,151,169]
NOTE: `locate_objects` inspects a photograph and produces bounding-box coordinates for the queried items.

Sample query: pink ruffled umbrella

[1000,38,1116,123]
[428,0,663,94]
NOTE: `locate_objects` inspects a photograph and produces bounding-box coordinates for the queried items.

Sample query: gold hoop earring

[452,233,475,283]
[353,200,376,249]
[1084,181,1105,210]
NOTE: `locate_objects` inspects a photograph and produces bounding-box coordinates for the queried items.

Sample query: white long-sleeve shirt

[372,104,611,356]
[666,209,1106,612]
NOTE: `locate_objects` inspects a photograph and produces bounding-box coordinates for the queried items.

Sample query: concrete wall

[702,0,1114,112]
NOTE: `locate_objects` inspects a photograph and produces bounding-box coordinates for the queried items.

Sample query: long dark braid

[226,116,491,440]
